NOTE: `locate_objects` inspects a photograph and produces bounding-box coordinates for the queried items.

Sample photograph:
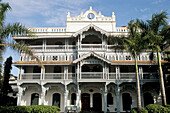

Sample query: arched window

[52,93,60,107]
[71,93,76,105]
[31,93,39,105]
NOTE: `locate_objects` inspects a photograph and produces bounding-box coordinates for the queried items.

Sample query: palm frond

[1,23,31,38]
[0,42,44,69]
[0,2,11,26]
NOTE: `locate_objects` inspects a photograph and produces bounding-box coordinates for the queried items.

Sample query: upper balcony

[17,65,159,85]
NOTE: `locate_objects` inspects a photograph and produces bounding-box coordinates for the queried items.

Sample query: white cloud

[5,0,95,26]
[140,8,150,13]
[152,0,166,4]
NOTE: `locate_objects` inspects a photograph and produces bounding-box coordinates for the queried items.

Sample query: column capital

[115,86,120,96]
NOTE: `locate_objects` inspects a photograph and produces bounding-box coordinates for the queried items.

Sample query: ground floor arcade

[17,82,162,113]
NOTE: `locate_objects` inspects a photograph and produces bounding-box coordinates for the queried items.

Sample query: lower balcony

[19,72,159,83]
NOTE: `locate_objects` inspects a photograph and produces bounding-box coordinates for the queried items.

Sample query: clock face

[87,13,95,19]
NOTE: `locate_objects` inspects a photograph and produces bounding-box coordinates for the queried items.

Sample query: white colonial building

[14,7,164,113]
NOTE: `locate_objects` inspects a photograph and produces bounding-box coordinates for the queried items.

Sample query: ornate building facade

[14,7,164,113]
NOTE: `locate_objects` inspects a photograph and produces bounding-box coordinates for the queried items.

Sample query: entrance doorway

[81,93,90,111]
[144,92,154,107]
[52,93,60,108]
[122,93,132,111]
[93,93,102,112]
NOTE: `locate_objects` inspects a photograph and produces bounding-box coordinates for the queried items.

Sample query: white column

[41,86,46,105]
[102,34,104,50]
[18,67,22,80]
[80,34,82,50]
[90,94,93,108]
[78,36,80,51]
[41,68,43,80]
[115,86,120,113]
[103,84,107,113]
[103,62,105,79]
[80,62,82,79]
[64,66,68,80]
[43,39,46,51]
[17,86,23,106]
[104,92,107,113]
[116,66,120,80]
[77,63,80,80]
[64,86,68,113]
[76,85,81,112]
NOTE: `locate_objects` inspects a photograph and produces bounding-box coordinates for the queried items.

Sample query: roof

[73,51,112,64]
[73,24,110,37]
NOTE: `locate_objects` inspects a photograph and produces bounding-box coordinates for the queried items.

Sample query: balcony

[18,72,158,83]
[81,72,103,79]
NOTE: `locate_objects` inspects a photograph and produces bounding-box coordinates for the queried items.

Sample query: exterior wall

[15,7,164,113]
[21,87,40,106]
[45,87,64,112]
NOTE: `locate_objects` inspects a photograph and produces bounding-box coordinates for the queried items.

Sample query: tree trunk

[134,52,142,112]
[157,51,167,106]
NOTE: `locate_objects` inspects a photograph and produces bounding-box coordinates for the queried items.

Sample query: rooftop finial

[90,6,92,10]
[67,12,70,17]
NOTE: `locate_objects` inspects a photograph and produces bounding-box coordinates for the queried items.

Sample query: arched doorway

[122,93,132,111]
[144,92,154,107]
[81,93,90,111]
[52,93,60,108]
[31,93,39,105]
[107,93,113,112]
[71,93,76,105]
[93,93,102,112]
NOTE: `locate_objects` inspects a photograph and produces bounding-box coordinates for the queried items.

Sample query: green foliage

[166,105,170,109]
[0,56,13,106]
[1,56,12,97]
[0,105,60,113]
[146,104,170,113]
[131,107,148,113]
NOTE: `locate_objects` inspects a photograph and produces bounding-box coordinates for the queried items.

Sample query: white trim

[73,24,110,37]
[73,51,112,64]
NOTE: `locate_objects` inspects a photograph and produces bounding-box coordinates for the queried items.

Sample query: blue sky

[2,0,170,76]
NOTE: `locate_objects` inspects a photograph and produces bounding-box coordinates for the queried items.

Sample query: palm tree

[0,0,44,75]
[108,20,147,112]
[139,11,169,106]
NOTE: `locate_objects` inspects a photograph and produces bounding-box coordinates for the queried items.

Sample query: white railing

[31,27,66,32]
[44,73,64,79]
[81,72,103,79]
[68,73,76,79]
[116,27,128,32]
[21,73,41,80]
[143,72,158,79]
[80,44,103,50]
[119,73,136,79]
[108,73,116,79]
[20,72,159,81]
[45,45,76,51]
[28,45,43,52]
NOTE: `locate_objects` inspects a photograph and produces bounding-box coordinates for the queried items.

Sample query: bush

[166,105,170,109]
[0,105,60,113]
[131,107,148,113]
[146,104,170,113]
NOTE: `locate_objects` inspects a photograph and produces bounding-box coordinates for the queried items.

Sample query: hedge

[146,104,170,113]
[0,105,60,113]
[130,107,148,113]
